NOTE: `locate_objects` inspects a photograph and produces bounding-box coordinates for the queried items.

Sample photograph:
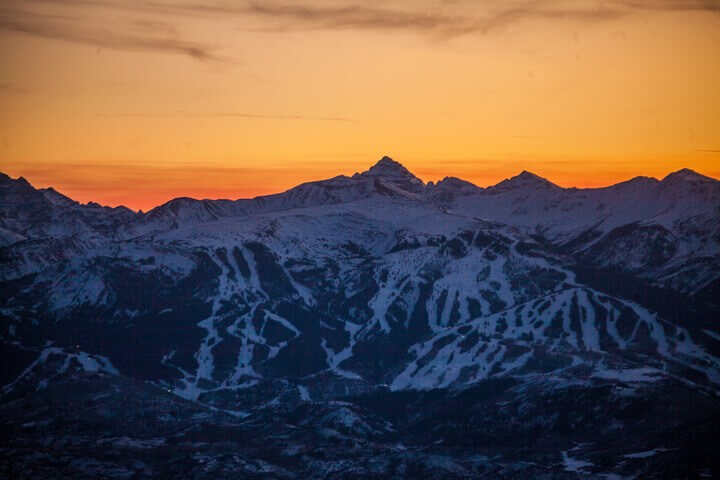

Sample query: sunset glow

[1,0,719,211]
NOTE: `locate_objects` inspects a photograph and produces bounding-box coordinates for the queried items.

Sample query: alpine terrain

[1,156,719,479]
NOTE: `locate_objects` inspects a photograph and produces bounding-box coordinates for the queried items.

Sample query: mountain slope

[1,157,719,478]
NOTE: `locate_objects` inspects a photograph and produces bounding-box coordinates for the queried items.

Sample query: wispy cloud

[614,0,720,12]
[190,0,720,36]
[97,111,355,122]
[1,0,718,61]
[0,3,224,62]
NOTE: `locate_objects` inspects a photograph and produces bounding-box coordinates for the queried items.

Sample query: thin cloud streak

[175,0,720,36]
[97,111,356,122]
[233,2,625,37]
[0,4,225,62]
[2,0,719,62]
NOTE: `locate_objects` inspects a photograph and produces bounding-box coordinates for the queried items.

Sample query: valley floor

[1,371,718,479]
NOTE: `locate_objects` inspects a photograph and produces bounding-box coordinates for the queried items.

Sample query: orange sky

[1,0,719,211]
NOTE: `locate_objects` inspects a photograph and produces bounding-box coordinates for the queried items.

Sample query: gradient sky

[1,0,719,211]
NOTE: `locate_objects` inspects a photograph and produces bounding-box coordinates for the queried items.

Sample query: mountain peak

[0,172,31,188]
[661,168,717,185]
[350,156,425,196]
[377,155,399,166]
[428,176,481,193]
[358,156,418,180]
[489,170,557,192]
[41,187,77,208]
[517,170,548,181]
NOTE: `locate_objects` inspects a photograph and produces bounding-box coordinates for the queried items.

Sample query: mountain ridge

[2,156,719,294]
[1,156,719,478]
[2,157,717,213]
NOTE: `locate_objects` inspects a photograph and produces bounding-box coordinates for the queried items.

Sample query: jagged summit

[349,156,426,196]
[427,176,481,195]
[355,156,420,181]
[430,176,479,190]
[489,170,557,192]
[0,172,32,188]
[372,156,406,172]
[516,170,553,183]
[41,187,77,208]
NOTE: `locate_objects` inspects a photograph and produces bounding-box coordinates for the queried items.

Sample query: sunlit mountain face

[1,157,719,478]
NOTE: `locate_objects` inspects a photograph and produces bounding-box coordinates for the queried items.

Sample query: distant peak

[41,186,77,207]
[517,170,547,181]
[355,156,420,181]
[0,172,31,187]
[377,155,398,166]
[431,176,481,191]
[662,168,716,184]
[368,156,410,174]
[610,175,659,189]
[490,170,557,192]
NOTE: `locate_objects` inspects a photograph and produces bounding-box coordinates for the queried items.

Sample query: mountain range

[1,157,719,479]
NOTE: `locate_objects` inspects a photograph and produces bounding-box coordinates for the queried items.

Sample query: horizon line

[3,159,718,213]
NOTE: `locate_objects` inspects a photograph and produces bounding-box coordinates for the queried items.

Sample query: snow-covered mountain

[1,157,719,479]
